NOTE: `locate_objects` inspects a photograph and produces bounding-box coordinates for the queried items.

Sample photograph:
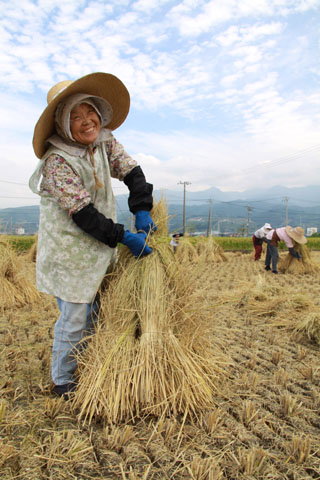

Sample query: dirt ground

[1,250,320,479]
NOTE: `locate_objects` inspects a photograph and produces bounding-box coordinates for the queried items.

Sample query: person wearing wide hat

[170,232,183,253]
[252,222,272,261]
[29,72,157,398]
[264,225,306,274]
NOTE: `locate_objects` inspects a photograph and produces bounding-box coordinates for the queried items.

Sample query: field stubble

[0,248,320,479]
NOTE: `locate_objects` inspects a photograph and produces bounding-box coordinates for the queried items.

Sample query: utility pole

[284,196,289,225]
[178,181,191,235]
[207,199,213,237]
[246,206,252,236]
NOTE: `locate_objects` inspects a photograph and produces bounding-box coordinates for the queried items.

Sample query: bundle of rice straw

[73,200,225,423]
[293,312,320,345]
[278,241,319,274]
[196,236,228,263]
[0,237,40,310]
[175,236,199,263]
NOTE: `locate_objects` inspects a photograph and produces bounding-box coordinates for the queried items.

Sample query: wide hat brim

[285,226,307,244]
[33,72,130,158]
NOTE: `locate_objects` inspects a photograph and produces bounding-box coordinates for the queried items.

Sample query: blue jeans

[265,240,279,272]
[52,296,100,385]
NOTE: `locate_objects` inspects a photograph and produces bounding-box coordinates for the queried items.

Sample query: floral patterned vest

[29,143,117,303]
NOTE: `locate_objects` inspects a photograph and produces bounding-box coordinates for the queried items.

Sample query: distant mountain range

[1,185,319,235]
[156,184,320,206]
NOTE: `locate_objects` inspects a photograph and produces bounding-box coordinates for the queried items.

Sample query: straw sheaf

[33,72,130,159]
[0,239,40,310]
[278,242,319,274]
[72,201,228,423]
[73,243,225,423]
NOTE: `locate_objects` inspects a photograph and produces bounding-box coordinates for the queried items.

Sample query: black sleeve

[253,235,263,246]
[72,203,125,248]
[123,166,153,214]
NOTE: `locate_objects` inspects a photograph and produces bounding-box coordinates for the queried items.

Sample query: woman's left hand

[135,210,157,234]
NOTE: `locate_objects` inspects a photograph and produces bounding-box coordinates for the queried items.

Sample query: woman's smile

[70,103,101,145]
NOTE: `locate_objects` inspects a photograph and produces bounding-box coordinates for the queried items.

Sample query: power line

[0,196,38,200]
[0,180,30,186]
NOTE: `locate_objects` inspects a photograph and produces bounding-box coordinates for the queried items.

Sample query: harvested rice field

[1,244,320,480]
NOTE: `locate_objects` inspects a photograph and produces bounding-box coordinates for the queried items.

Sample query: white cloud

[217,22,283,48]
[133,0,172,12]
[0,0,319,207]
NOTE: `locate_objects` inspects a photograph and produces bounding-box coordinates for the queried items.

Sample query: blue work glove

[135,210,157,234]
[296,253,301,260]
[121,230,152,258]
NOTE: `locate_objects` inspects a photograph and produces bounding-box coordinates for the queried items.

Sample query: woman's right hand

[121,230,152,258]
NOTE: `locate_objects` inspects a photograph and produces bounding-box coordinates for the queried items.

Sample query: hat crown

[47,80,73,104]
[285,225,307,244]
[288,226,304,235]
[33,72,130,159]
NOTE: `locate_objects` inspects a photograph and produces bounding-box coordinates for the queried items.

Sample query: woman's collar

[47,128,113,157]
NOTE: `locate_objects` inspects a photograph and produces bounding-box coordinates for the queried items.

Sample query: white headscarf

[55,93,113,142]
[45,93,114,190]
[47,93,113,157]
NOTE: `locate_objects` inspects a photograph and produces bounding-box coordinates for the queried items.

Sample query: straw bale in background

[175,237,198,263]
[0,237,40,310]
[196,237,228,263]
[278,241,319,274]
[294,312,320,345]
[174,235,228,264]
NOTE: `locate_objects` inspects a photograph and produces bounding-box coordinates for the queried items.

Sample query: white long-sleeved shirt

[254,227,269,239]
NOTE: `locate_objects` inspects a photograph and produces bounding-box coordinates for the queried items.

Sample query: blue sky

[0,0,319,208]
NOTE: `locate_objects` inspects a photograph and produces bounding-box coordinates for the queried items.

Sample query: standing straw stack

[175,237,198,263]
[278,241,319,274]
[73,200,224,424]
[196,236,228,263]
[0,237,40,310]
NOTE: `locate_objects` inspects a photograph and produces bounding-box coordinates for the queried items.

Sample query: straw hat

[33,72,130,158]
[285,226,307,244]
[172,233,183,238]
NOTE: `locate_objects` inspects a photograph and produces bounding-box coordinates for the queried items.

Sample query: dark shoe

[53,382,76,400]
[272,270,278,274]
[265,266,271,271]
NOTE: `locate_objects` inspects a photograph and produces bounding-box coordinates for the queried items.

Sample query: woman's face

[70,103,101,145]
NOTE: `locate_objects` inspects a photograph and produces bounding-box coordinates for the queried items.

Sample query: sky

[0,0,319,209]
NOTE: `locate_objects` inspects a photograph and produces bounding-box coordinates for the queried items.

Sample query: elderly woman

[29,72,156,398]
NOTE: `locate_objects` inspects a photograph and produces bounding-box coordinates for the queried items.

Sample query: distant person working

[265,226,305,274]
[170,233,182,253]
[252,223,272,261]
